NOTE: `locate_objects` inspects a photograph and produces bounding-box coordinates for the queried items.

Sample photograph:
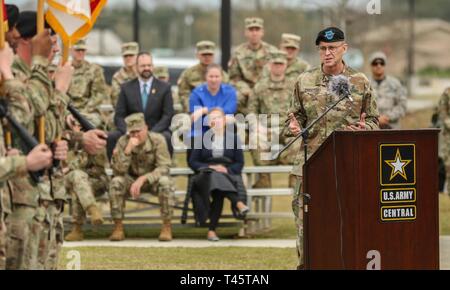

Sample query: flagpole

[1,3,12,149]
[37,0,45,144]
[0,2,5,49]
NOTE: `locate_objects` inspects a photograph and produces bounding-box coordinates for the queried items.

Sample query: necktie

[142,83,149,110]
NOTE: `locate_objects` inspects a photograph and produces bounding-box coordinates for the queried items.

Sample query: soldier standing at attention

[369,51,407,129]
[228,17,278,115]
[177,41,229,113]
[286,27,379,269]
[248,50,300,188]
[111,42,139,108]
[262,33,310,90]
[67,39,109,129]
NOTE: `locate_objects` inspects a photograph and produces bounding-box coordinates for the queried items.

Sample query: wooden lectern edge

[303,129,441,169]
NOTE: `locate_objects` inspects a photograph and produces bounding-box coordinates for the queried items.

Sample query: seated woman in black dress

[188,108,249,241]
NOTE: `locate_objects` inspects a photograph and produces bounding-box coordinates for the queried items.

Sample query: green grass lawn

[58,247,298,270]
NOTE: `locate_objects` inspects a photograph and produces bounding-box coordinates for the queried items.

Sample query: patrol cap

[281,33,301,49]
[315,27,345,45]
[196,40,216,55]
[122,42,139,56]
[73,39,87,50]
[245,17,264,29]
[125,113,147,132]
[270,50,287,64]
[15,11,54,38]
[6,4,19,29]
[153,66,169,79]
[369,51,387,64]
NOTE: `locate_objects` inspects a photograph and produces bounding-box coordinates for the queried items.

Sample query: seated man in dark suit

[107,51,174,159]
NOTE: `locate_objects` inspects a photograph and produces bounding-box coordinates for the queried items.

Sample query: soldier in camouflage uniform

[110,42,139,108]
[369,51,407,129]
[177,41,229,113]
[248,50,300,188]
[0,29,54,270]
[262,33,310,90]
[7,12,72,270]
[154,66,182,114]
[64,120,108,242]
[67,39,109,129]
[438,88,450,195]
[286,27,379,269]
[228,18,278,115]
[4,11,70,270]
[109,113,174,242]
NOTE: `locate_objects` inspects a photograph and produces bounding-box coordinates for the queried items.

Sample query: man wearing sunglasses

[369,52,407,130]
[285,27,379,269]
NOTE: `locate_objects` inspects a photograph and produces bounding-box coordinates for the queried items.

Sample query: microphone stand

[272,92,351,269]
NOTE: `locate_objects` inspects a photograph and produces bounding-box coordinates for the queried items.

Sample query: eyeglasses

[317,43,345,54]
[371,61,385,67]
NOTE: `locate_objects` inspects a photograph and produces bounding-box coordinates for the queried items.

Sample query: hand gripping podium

[303,129,440,270]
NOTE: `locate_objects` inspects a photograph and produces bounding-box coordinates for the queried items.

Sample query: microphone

[329,75,353,102]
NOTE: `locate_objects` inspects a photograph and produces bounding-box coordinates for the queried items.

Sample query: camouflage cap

[196,40,216,55]
[245,17,264,29]
[270,50,288,64]
[122,42,139,56]
[281,33,301,49]
[153,66,169,79]
[73,39,87,50]
[369,51,387,64]
[125,113,147,132]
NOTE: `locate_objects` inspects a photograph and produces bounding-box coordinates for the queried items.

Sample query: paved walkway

[63,236,450,269]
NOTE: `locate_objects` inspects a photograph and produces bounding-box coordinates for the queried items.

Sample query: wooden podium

[303,130,440,270]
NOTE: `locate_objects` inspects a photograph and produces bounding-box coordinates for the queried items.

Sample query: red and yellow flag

[45,0,107,46]
[1,0,8,33]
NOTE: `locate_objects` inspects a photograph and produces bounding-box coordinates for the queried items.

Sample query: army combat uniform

[6,51,57,270]
[0,77,34,270]
[248,51,301,188]
[67,39,109,130]
[287,62,379,267]
[286,28,379,269]
[262,33,310,91]
[177,41,229,113]
[228,18,278,115]
[109,113,175,241]
[110,42,139,108]
[439,88,450,194]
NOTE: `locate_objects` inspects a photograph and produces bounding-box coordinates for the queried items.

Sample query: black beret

[315,27,345,46]
[6,4,19,29]
[15,11,53,39]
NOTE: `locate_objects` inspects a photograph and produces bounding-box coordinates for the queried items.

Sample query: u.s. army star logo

[385,149,411,181]
[379,144,416,186]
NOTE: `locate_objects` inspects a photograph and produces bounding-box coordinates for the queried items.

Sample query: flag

[45,0,107,46]
[1,0,8,33]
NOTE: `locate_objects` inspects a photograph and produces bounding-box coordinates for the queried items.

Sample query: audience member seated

[187,108,249,241]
